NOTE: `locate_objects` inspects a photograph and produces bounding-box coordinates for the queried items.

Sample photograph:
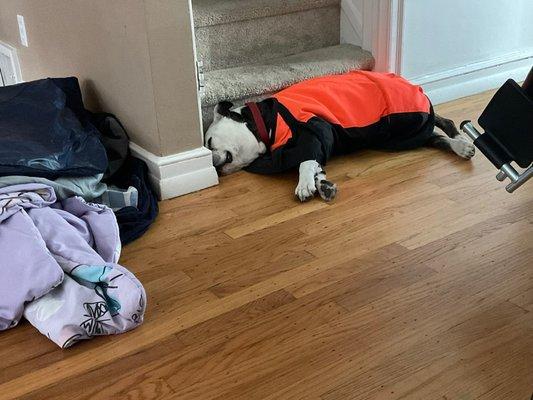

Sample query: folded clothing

[0,77,107,178]
[0,76,158,246]
[0,184,146,347]
[24,264,145,348]
[0,159,155,245]
[0,185,64,330]
[0,175,139,213]
[0,174,107,201]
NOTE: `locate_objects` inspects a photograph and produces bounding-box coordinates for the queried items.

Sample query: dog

[205,71,475,202]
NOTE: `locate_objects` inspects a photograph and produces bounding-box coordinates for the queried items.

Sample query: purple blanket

[0,184,146,348]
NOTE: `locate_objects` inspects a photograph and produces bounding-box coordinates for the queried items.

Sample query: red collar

[246,102,270,149]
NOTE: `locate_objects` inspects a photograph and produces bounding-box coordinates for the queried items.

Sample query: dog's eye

[225,151,233,164]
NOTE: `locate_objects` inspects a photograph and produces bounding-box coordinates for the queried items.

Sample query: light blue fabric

[0,174,107,201]
[0,175,138,211]
[96,185,138,211]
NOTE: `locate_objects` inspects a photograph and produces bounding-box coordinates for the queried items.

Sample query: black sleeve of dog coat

[245,123,331,174]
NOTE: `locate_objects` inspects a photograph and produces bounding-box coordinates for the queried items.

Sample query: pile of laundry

[0,77,155,347]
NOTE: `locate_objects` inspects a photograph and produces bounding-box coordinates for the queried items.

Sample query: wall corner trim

[361,0,404,73]
[129,142,219,200]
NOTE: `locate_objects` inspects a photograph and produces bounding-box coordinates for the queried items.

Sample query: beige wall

[0,0,202,157]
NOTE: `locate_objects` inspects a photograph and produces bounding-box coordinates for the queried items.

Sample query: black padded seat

[461,66,533,193]
[476,79,533,169]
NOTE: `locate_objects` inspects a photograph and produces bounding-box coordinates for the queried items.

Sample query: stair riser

[193,0,340,28]
[196,6,340,71]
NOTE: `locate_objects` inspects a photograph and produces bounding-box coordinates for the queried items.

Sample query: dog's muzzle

[212,152,224,167]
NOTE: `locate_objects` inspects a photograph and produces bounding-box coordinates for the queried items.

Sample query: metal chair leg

[461,122,532,193]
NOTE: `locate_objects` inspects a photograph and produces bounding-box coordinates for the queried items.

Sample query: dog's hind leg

[427,133,475,159]
[435,114,461,138]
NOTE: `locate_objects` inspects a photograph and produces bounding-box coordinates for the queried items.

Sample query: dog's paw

[317,179,337,202]
[295,176,317,202]
[451,138,475,159]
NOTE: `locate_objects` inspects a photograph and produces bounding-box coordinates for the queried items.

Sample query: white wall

[342,0,533,104]
[401,0,533,78]
[401,0,533,103]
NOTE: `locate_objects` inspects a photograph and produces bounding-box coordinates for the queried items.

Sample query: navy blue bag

[90,112,159,245]
[0,77,107,178]
[109,157,159,245]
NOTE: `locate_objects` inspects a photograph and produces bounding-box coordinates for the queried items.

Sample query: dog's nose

[212,152,223,167]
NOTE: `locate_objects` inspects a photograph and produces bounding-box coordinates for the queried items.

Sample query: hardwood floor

[1,89,532,400]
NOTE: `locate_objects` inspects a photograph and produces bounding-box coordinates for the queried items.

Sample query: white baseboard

[410,51,533,105]
[129,142,219,200]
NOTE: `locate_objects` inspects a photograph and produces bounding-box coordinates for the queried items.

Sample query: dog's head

[205,101,267,175]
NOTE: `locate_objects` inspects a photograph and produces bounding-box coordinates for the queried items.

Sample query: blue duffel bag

[0,77,107,178]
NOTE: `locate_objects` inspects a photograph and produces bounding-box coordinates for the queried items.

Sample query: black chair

[461,66,533,192]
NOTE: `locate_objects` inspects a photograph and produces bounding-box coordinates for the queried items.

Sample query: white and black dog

[205,71,474,202]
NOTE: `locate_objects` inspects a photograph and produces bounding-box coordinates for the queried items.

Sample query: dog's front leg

[295,160,319,202]
[295,160,337,202]
[315,168,337,202]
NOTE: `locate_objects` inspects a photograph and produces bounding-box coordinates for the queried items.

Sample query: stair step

[194,3,340,71]
[193,0,340,28]
[202,44,374,107]
[201,44,374,128]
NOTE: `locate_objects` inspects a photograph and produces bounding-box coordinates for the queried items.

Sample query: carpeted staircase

[192,0,375,128]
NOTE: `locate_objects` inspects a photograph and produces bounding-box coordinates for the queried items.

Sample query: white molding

[412,50,533,105]
[407,49,533,85]
[0,41,22,84]
[188,0,206,133]
[362,0,379,67]
[340,0,363,45]
[130,142,219,200]
[361,0,403,72]
[388,0,404,74]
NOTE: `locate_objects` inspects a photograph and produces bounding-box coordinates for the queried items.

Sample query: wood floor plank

[173,224,531,399]
[225,201,329,239]
[249,248,532,400]
[1,89,532,400]
[320,301,529,400]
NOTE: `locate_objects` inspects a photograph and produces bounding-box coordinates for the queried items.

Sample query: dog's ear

[213,101,234,122]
